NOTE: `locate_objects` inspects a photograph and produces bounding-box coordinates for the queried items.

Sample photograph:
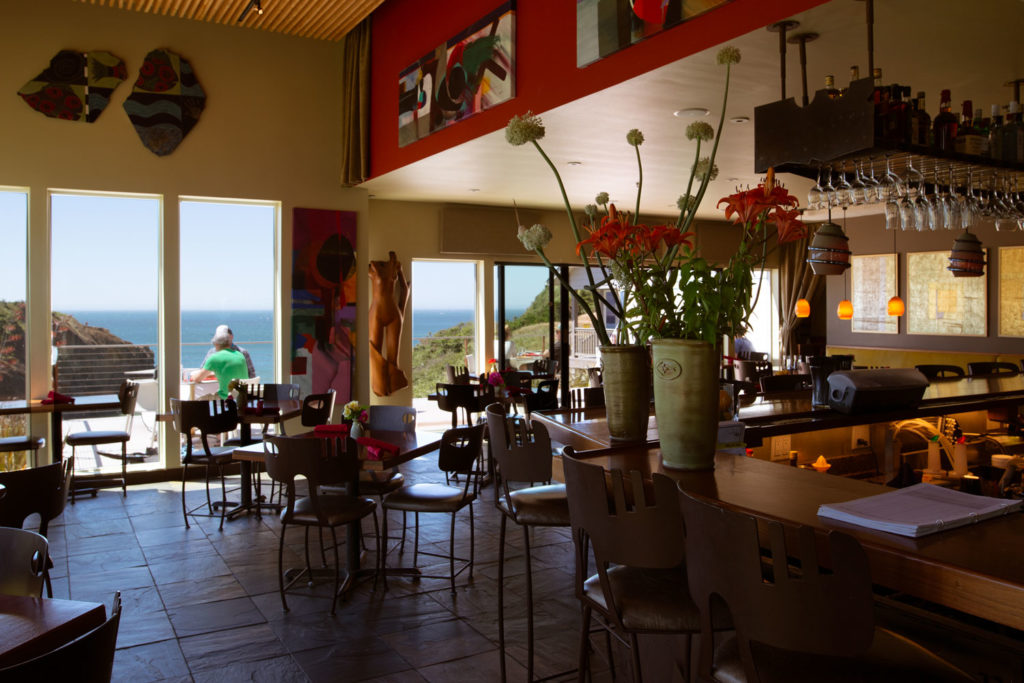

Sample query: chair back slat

[0,527,48,596]
[368,405,416,432]
[171,398,239,458]
[484,403,553,483]
[267,435,361,524]
[0,459,72,535]
[967,361,1020,377]
[264,383,301,401]
[915,364,965,380]
[301,390,336,427]
[679,490,875,661]
[437,424,484,475]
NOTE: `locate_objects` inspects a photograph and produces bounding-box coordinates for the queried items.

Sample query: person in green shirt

[192,328,248,399]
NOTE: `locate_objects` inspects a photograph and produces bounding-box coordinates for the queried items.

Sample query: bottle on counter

[989,104,1004,160]
[1002,101,1024,162]
[955,100,988,155]
[823,74,841,99]
[910,92,931,146]
[933,89,959,152]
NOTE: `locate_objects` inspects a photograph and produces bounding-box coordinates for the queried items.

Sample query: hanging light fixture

[795,298,811,317]
[887,223,904,316]
[807,221,852,275]
[837,299,854,320]
[948,229,986,277]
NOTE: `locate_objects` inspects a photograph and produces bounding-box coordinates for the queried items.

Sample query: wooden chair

[524,378,559,414]
[265,435,380,615]
[436,382,492,428]
[486,403,570,682]
[363,405,416,548]
[569,386,605,410]
[915,364,965,381]
[65,379,139,498]
[0,458,73,597]
[171,398,239,530]
[967,362,1019,378]
[382,424,484,594]
[0,527,48,597]
[300,390,336,427]
[734,359,772,388]
[0,591,121,682]
[445,364,471,384]
[758,374,811,393]
[678,490,974,683]
[562,453,725,683]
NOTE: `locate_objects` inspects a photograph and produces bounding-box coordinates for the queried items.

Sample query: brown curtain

[340,17,371,187]
[778,236,821,359]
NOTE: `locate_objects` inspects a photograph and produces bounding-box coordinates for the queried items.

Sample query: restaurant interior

[3,0,1024,681]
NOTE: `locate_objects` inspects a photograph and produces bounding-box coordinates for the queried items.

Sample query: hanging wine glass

[849,160,869,205]
[945,166,963,230]
[906,158,929,231]
[835,161,854,208]
[822,165,838,208]
[807,166,825,211]
[927,166,944,231]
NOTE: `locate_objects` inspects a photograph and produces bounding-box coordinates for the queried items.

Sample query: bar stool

[0,435,44,469]
[485,402,570,682]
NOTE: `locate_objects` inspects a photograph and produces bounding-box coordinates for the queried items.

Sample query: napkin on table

[356,436,400,461]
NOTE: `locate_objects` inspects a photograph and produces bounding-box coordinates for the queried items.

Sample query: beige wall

[3,0,368,464]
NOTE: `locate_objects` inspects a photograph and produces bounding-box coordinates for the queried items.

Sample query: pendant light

[888,222,904,316]
[837,266,853,320]
[948,229,985,277]
[807,205,851,275]
[795,298,811,317]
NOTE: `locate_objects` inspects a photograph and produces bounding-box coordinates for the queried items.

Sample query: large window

[494,264,553,370]
[179,199,277,386]
[50,191,161,468]
[0,189,29,468]
[411,260,477,398]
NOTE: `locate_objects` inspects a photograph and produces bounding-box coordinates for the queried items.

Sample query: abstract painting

[851,253,898,334]
[123,49,206,156]
[18,50,126,122]
[998,246,1024,337]
[398,2,515,147]
[291,208,357,403]
[577,0,732,66]
[907,250,986,337]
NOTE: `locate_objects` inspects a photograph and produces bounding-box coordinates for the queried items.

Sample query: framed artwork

[999,246,1024,337]
[291,208,357,402]
[398,2,515,147]
[907,250,986,337]
[576,0,732,67]
[851,253,898,334]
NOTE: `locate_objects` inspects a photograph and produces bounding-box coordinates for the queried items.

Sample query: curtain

[339,17,371,187]
[778,236,821,359]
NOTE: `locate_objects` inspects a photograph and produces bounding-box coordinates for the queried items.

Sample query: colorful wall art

[398,2,515,148]
[291,208,358,404]
[576,0,731,66]
[18,50,126,122]
[123,49,206,156]
[851,253,898,334]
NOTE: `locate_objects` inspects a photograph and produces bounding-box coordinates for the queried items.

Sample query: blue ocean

[65,308,522,376]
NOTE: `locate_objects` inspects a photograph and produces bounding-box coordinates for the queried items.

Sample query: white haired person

[202,324,255,378]
[192,328,249,399]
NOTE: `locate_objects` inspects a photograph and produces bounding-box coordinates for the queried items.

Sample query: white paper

[817,483,1022,537]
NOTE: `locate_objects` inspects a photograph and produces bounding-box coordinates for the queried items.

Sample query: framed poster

[851,253,898,333]
[291,208,357,402]
[999,246,1024,337]
[907,250,986,337]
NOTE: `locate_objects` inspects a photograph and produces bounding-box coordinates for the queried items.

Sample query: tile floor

[38,446,627,682]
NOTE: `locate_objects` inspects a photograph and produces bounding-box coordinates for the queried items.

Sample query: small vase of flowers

[342,400,369,438]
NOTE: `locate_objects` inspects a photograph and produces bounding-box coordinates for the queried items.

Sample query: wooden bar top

[565,445,1024,633]
[0,595,105,668]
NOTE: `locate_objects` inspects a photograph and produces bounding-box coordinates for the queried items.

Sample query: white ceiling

[360,0,1024,221]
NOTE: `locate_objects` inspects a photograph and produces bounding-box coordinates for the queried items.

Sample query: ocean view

[62,308,522,378]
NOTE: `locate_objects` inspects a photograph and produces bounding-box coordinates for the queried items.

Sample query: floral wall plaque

[123,49,206,156]
[18,50,126,122]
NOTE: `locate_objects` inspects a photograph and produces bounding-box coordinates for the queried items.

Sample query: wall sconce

[795,298,811,317]
[837,299,853,320]
[887,295,905,317]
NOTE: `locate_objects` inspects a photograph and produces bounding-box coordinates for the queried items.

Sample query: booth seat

[825,346,1024,373]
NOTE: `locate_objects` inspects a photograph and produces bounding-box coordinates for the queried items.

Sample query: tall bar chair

[485,402,570,682]
[65,379,139,498]
[171,398,239,530]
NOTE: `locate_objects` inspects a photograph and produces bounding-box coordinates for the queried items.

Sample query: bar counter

[563,446,1024,633]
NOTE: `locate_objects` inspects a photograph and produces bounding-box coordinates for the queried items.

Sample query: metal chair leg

[120,442,127,497]
[277,522,289,612]
[498,514,508,683]
[578,604,592,682]
[181,462,190,528]
[449,511,457,594]
[524,524,535,682]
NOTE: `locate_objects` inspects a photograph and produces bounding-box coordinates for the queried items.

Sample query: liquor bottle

[989,104,1004,160]
[883,86,908,144]
[933,89,958,152]
[823,74,841,99]
[955,100,986,155]
[1003,101,1024,162]
[973,108,990,156]
[840,66,860,98]
[910,92,931,146]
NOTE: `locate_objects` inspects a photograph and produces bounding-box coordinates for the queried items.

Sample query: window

[411,260,476,398]
[0,189,29,468]
[179,199,277,387]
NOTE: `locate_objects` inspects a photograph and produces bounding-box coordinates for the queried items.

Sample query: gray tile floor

[38,449,620,682]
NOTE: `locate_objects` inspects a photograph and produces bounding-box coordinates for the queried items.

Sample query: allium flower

[717,46,741,65]
[518,223,552,251]
[686,121,714,142]
[584,204,598,217]
[626,129,644,146]
[694,157,719,181]
[595,192,610,206]
[505,111,545,146]
[677,194,698,212]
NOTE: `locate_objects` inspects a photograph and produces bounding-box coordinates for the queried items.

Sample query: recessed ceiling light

[730,116,750,124]
[673,107,710,117]
[567,161,583,166]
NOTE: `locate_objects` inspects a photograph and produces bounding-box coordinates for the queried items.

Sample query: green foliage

[411,321,474,397]
[510,285,558,330]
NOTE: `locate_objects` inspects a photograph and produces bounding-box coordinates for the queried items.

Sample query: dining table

[0,594,105,668]
[233,427,444,576]
[0,393,122,462]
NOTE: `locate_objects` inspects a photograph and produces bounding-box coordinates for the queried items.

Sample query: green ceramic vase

[599,344,650,442]
[652,339,719,470]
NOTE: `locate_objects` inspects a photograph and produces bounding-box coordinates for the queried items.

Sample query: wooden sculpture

[369,251,410,396]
